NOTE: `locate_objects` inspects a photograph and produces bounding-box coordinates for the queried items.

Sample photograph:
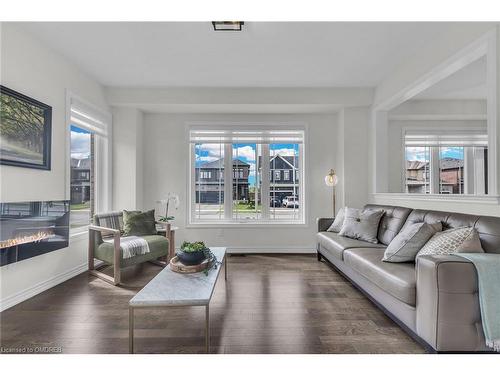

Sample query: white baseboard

[0,262,88,312]
[226,246,315,254]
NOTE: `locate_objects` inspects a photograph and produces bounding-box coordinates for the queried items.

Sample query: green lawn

[70,202,90,210]
[234,202,262,212]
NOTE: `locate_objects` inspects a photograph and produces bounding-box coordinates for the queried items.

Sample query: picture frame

[0,85,52,170]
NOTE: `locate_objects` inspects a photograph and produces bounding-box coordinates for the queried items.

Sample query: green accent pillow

[123,209,157,236]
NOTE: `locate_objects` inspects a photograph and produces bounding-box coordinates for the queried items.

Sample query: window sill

[186,221,307,228]
[372,193,500,204]
[70,228,89,239]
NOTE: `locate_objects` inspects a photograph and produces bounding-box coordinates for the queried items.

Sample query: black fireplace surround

[0,200,70,266]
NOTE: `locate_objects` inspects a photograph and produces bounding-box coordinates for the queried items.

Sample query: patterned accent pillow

[339,208,385,244]
[327,207,346,233]
[382,222,442,263]
[416,227,484,257]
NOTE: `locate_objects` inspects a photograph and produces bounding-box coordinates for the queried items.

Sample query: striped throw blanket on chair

[103,236,150,259]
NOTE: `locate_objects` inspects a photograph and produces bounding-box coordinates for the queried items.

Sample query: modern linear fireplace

[0,200,70,266]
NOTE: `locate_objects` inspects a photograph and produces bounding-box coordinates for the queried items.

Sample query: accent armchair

[88,211,170,285]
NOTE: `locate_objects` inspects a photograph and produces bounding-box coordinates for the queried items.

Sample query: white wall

[0,24,109,310]
[336,107,371,210]
[141,113,337,252]
[112,107,144,210]
[373,24,494,108]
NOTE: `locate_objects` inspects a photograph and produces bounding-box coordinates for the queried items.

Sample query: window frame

[66,91,112,237]
[403,139,488,196]
[187,122,307,227]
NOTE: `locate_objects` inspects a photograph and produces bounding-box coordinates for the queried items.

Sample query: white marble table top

[129,247,226,307]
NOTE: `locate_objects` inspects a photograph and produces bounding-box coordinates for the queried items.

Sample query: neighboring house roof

[440,157,464,170]
[257,154,298,169]
[271,154,298,169]
[406,158,464,171]
[406,160,428,170]
[71,157,91,169]
[198,158,250,169]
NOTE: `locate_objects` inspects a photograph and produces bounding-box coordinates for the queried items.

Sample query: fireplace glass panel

[0,200,70,266]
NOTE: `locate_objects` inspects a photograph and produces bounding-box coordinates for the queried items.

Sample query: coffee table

[128,247,227,354]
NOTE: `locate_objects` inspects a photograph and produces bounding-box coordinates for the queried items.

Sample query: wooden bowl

[169,256,213,274]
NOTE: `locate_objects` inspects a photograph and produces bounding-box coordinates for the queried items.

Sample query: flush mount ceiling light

[212,21,244,31]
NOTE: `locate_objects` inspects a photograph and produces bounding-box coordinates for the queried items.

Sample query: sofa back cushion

[402,208,500,254]
[363,204,413,245]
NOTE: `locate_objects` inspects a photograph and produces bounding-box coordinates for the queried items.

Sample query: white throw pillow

[326,207,345,233]
[382,222,442,263]
[338,207,384,244]
[417,227,484,257]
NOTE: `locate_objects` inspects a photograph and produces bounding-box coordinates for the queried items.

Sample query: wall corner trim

[0,263,88,312]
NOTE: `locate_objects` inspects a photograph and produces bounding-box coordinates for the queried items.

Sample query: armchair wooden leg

[88,229,95,271]
[113,234,121,285]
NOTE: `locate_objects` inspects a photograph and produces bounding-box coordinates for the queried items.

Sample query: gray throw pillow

[382,222,442,263]
[326,207,345,233]
[416,227,484,257]
[338,208,384,244]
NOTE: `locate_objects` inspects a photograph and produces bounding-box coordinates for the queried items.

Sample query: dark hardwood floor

[0,254,425,354]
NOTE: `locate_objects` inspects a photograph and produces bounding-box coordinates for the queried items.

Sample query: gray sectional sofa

[316,204,500,353]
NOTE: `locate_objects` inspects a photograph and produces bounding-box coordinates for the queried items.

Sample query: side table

[156,223,178,262]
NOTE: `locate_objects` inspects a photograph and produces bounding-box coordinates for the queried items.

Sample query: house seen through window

[404,132,488,195]
[191,129,304,224]
[70,125,94,232]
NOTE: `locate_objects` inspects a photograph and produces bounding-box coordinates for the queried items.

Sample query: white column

[464,147,475,194]
[430,147,440,194]
[260,144,270,219]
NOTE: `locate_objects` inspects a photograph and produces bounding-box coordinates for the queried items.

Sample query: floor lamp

[324,169,339,217]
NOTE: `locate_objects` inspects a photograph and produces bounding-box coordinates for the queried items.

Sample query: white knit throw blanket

[103,236,150,259]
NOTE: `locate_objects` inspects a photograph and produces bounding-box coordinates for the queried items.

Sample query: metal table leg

[205,304,210,353]
[224,256,228,281]
[129,306,134,353]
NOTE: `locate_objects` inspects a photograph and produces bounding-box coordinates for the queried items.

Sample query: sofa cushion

[123,209,157,236]
[339,208,385,243]
[344,248,416,306]
[326,207,345,233]
[417,227,484,257]
[364,204,413,245]
[95,235,168,268]
[382,221,442,263]
[316,232,385,260]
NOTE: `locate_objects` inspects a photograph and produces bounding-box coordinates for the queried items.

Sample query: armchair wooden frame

[88,225,122,285]
[88,221,170,286]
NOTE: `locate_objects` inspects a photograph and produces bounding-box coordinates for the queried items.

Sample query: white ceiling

[16,22,455,88]
[414,56,487,100]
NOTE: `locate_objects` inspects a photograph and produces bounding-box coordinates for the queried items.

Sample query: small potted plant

[177,241,209,266]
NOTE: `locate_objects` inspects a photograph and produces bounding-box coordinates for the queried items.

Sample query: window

[199,171,211,179]
[405,146,430,194]
[404,131,488,195]
[70,126,94,232]
[270,143,300,221]
[190,128,305,224]
[69,97,111,234]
